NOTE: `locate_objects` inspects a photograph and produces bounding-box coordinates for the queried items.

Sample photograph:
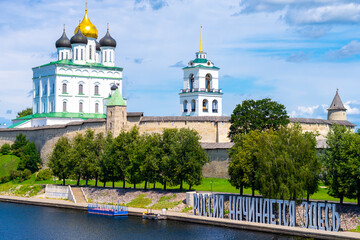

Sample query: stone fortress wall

[0,112,355,179]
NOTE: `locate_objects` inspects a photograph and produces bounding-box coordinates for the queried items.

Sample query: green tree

[16,108,32,118]
[125,127,144,189]
[99,132,115,187]
[71,133,86,186]
[349,133,360,205]
[255,125,320,200]
[18,142,42,173]
[228,130,261,196]
[161,129,179,190]
[140,133,162,190]
[93,132,105,187]
[228,98,289,141]
[324,124,356,204]
[48,137,72,185]
[11,133,29,157]
[0,143,11,155]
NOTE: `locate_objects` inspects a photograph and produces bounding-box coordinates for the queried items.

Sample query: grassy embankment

[0,155,357,203]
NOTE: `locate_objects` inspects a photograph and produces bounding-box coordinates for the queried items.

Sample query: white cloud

[344,100,360,114]
[326,40,360,60]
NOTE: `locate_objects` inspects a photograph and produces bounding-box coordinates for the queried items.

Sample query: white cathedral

[11,7,222,128]
[12,7,125,128]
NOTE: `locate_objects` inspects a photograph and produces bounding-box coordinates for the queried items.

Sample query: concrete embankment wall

[0,195,359,240]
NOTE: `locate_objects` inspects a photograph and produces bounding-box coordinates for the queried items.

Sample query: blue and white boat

[87,203,128,216]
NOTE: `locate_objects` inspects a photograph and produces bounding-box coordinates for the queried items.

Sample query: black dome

[99,30,116,48]
[96,41,100,51]
[55,31,71,48]
[70,28,88,45]
[111,84,118,90]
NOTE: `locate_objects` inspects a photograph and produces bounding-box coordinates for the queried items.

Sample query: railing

[180,88,222,93]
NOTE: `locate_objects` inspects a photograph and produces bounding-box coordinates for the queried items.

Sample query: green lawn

[0,169,357,204]
[0,155,20,177]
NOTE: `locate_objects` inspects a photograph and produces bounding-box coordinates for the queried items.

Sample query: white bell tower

[179,26,223,116]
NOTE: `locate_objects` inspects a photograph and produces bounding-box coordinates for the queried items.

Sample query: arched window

[110,51,112,62]
[43,102,46,113]
[62,83,67,93]
[63,101,67,112]
[79,84,83,94]
[89,46,92,60]
[66,52,68,59]
[183,100,188,113]
[94,85,99,95]
[105,51,107,62]
[212,100,218,113]
[95,103,99,113]
[203,99,208,112]
[79,102,83,112]
[61,52,64,60]
[191,99,196,112]
[75,49,78,60]
[43,84,47,95]
[206,74,212,92]
[189,74,194,91]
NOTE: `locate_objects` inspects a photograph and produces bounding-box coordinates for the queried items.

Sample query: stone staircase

[71,187,87,204]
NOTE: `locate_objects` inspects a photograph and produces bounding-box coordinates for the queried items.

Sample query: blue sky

[1,0,360,128]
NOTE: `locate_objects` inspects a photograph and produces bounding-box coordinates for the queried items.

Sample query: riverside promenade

[0,195,359,240]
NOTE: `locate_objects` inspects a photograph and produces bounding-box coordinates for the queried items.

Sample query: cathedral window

[61,52,64,60]
[89,46,92,60]
[51,83,55,94]
[62,83,67,93]
[94,85,99,95]
[95,103,99,113]
[43,84,47,95]
[183,100,188,112]
[191,99,196,112]
[75,49,78,60]
[63,101,67,112]
[79,102,83,112]
[110,51,112,62]
[81,49,84,60]
[189,74,194,91]
[206,74,212,92]
[203,99,208,112]
[78,84,83,94]
[105,51,107,62]
[212,100,218,113]
[43,102,46,113]
[66,52,69,59]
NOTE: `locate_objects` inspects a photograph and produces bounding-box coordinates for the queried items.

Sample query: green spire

[107,89,126,106]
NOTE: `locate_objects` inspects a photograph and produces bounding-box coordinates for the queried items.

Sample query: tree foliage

[228,98,289,141]
[229,124,320,200]
[48,127,207,190]
[16,108,33,118]
[324,124,358,204]
[0,143,11,155]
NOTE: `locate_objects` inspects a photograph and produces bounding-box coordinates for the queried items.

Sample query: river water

[0,202,310,240]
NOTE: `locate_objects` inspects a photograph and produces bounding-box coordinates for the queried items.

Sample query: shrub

[22,169,32,180]
[0,143,11,155]
[0,176,10,183]
[9,170,21,181]
[36,169,52,181]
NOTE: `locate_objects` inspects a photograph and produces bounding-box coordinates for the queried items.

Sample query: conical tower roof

[107,89,126,106]
[328,89,347,111]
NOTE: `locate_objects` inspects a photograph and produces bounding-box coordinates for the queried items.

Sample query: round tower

[327,89,347,121]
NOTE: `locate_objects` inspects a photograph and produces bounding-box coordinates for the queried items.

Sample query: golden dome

[74,9,98,39]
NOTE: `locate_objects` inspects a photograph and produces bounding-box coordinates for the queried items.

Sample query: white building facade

[179,27,223,116]
[12,7,122,128]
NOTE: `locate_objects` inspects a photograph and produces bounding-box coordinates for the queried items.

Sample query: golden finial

[199,25,203,53]
[107,23,109,31]
[86,0,88,11]
[63,24,65,32]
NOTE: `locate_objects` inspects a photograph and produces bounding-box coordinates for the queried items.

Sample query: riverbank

[0,195,359,240]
